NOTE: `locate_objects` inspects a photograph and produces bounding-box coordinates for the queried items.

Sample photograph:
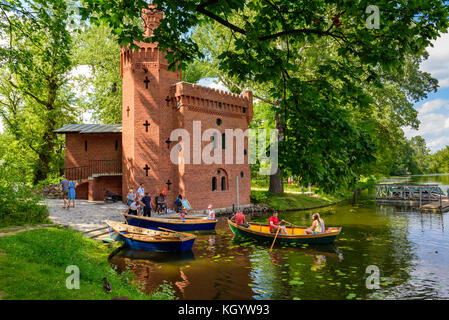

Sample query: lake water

[109,175,449,300]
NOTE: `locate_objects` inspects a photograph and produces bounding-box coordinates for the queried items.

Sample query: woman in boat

[204,204,216,220]
[269,211,288,235]
[305,213,325,234]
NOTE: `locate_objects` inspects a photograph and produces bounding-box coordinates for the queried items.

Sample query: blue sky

[403,33,449,153]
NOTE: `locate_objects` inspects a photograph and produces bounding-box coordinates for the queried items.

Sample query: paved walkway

[44,199,207,233]
[45,198,128,232]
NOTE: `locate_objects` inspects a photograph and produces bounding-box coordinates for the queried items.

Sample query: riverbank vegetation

[0,227,176,300]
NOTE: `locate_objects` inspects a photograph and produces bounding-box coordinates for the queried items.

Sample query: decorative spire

[142,5,163,37]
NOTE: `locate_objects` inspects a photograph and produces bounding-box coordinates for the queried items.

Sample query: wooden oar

[283,220,297,227]
[269,227,281,253]
[157,227,195,238]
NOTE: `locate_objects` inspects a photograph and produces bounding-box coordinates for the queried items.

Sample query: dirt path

[0,224,54,237]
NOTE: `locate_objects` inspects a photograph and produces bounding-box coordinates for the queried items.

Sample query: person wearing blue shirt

[141,192,152,217]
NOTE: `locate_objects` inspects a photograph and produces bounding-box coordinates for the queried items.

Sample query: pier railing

[375,184,444,202]
[65,159,122,181]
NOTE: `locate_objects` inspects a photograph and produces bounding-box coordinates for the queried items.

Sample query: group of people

[124,185,190,217]
[60,176,76,209]
[125,183,155,217]
[231,210,325,235]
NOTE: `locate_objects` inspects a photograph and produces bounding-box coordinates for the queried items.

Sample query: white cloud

[421,33,449,88]
[419,99,449,114]
[197,77,230,92]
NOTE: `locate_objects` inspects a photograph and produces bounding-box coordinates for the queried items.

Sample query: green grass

[250,190,345,211]
[0,227,176,300]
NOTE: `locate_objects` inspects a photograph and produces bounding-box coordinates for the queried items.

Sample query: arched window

[221,176,226,190]
[212,177,217,191]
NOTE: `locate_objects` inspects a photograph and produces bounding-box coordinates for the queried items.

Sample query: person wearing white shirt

[137,183,145,198]
[205,204,216,220]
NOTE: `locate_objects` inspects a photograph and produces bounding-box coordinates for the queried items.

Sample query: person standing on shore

[60,176,69,209]
[67,180,76,209]
[141,192,152,217]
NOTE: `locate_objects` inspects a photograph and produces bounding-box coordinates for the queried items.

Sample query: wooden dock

[420,198,449,213]
[375,183,449,213]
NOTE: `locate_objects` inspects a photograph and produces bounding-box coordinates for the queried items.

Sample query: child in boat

[176,207,189,220]
[304,213,325,234]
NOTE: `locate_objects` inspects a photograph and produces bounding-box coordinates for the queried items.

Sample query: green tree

[73,22,122,124]
[0,0,79,184]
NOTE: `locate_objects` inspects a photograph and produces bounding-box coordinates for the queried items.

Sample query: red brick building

[55,7,253,211]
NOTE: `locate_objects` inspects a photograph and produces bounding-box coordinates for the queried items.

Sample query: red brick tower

[121,6,181,203]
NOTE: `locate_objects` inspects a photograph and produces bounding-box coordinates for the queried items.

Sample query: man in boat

[230,210,249,228]
[304,213,325,234]
[269,211,288,235]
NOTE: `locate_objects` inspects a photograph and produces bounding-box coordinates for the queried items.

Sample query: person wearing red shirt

[230,211,249,228]
[269,211,288,235]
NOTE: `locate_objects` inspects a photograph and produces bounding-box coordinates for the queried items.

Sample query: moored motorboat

[106,220,196,252]
[122,213,217,231]
[228,220,341,245]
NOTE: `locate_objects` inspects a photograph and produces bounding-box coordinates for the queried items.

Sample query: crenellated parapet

[169,82,253,123]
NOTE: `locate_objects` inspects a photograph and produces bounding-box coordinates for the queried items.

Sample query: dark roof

[54,124,122,134]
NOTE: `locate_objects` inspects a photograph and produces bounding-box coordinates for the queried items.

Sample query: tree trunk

[269,166,284,194]
[268,114,284,194]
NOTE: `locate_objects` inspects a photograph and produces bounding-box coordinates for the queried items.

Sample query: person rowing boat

[269,211,288,235]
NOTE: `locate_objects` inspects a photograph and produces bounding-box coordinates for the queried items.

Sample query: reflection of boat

[113,247,195,263]
[123,213,217,231]
[228,220,341,245]
[106,220,196,252]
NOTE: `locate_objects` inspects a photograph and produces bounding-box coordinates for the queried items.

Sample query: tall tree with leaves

[80,0,449,192]
[0,0,79,184]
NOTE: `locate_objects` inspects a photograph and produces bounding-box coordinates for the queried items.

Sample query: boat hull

[124,214,217,231]
[228,220,340,245]
[107,223,196,253]
[123,236,195,252]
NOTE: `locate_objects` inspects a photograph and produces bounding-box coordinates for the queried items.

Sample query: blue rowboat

[122,213,217,232]
[106,220,196,253]
[228,220,341,245]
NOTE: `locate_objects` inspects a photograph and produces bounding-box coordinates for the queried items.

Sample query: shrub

[0,183,49,227]
[250,190,268,204]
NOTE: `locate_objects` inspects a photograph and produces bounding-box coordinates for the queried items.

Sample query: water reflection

[109,176,449,299]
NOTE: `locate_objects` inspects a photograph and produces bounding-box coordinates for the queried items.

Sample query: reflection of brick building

[55,6,253,210]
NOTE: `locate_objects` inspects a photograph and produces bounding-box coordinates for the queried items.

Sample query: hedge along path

[0,224,54,238]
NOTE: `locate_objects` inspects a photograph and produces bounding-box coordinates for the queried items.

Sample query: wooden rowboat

[122,213,217,231]
[106,220,196,252]
[228,220,341,245]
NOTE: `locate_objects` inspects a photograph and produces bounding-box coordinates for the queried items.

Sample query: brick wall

[65,133,122,169]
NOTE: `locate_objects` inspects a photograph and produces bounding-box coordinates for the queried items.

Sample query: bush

[0,183,49,227]
[250,190,268,204]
